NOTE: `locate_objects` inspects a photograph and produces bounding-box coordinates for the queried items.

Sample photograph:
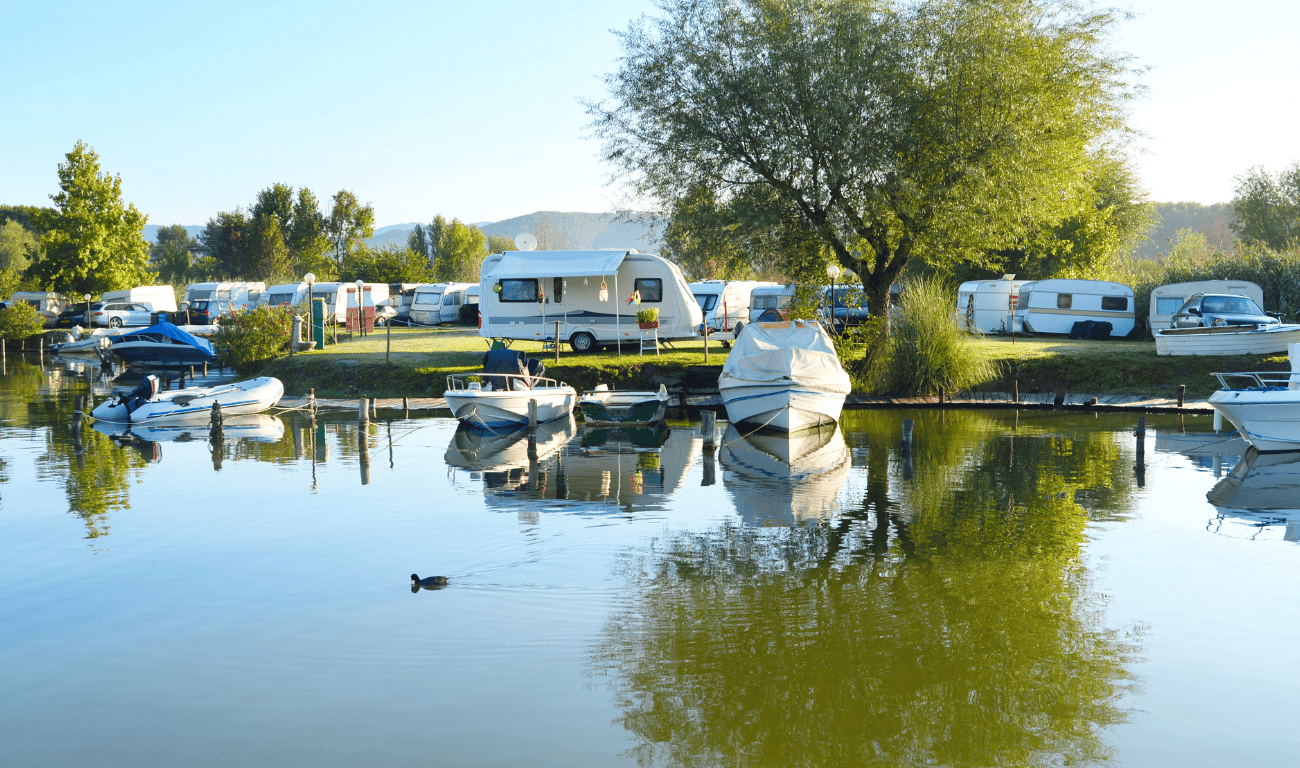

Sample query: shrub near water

[212,305,293,373]
[865,276,999,396]
[0,302,45,341]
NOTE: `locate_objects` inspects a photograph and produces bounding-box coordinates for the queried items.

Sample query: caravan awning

[485,250,628,279]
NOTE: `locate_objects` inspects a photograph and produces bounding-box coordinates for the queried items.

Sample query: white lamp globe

[826,264,842,280]
[304,272,315,286]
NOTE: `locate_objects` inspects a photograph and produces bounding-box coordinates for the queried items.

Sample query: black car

[53,302,103,328]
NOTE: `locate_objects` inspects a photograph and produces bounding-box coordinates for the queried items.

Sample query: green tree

[342,243,431,283]
[1231,162,1300,250]
[428,215,488,281]
[150,224,199,283]
[325,190,375,266]
[0,302,45,340]
[589,0,1138,312]
[0,219,38,273]
[28,141,152,294]
[486,234,517,255]
[199,209,251,277]
[407,224,430,262]
[247,214,292,280]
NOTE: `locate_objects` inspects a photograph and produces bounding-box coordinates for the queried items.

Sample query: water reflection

[1207,449,1300,541]
[720,424,850,526]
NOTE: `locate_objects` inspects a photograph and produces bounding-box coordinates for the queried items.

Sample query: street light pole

[826,264,841,333]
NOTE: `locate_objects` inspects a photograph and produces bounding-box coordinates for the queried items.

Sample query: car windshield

[693,294,718,312]
[1201,296,1263,315]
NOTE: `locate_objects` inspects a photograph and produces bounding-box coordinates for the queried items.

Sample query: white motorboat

[577,383,669,426]
[50,327,124,354]
[718,319,851,432]
[444,373,576,428]
[1207,343,1300,452]
[720,423,851,526]
[1155,323,1300,356]
[91,375,285,424]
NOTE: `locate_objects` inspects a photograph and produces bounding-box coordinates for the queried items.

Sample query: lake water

[3,356,1299,767]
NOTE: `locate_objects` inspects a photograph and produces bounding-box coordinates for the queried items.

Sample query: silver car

[1170,293,1278,329]
[93,302,155,328]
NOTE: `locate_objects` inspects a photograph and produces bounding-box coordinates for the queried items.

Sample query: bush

[0,302,46,340]
[212,305,293,373]
[864,276,999,396]
[458,303,479,326]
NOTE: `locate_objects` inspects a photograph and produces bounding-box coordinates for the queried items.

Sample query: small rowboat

[91,376,284,424]
[577,384,669,426]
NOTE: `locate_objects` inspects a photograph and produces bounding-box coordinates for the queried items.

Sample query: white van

[101,286,177,312]
[1149,280,1264,335]
[10,291,66,320]
[409,282,477,325]
[748,285,797,324]
[690,280,776,338]
[478,250,703,352]
[1014,279,1135,337]
[264,282,310,308]
[955,275,1034,334]
[183,281,266,308]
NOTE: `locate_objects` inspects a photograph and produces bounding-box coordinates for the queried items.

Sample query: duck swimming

[411,574,449,587]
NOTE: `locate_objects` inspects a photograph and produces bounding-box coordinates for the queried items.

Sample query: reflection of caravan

[1014,279,1135,337]
[410,282,476,325]
[1149,280,1264,334]
[690,280,775,336]
[748,285,796,323]
[478,250,702,352]
[955,276,1033,333]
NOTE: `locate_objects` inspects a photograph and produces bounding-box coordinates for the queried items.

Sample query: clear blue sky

[2,1,1297,228]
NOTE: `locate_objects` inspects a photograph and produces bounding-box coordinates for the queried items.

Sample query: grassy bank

[258,326,1288,400]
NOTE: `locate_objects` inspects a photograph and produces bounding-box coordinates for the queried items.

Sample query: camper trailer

[478,250,703,352]
[1149,280,1264,335]
[409,282,477,325]
[748,285,797,323]
[10,291,66,320]
[1014,279,1135,338]
[182,282,266,308]
[344,283,391,322]
[264,282,310,308]
[101,286,178,312]
[956,276,1034,334]
[690,280,776,338]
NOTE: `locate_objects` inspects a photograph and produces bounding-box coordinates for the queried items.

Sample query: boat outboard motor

[113,374,162,419]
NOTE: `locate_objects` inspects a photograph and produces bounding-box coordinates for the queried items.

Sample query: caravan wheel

[569,331,596,353]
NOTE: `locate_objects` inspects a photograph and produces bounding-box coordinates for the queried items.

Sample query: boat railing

[446,372,569,392]
[1211,371,1297,390]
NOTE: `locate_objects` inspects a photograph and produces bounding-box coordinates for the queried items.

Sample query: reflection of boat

[444,350,576,428]
[1152,430,1249,458]
[1207,347,1300,452]
[720,423,851,526]
[107,322,219,366]
[1206,448,1300,541]
[92,413,285,443]
[1156,324,1300,356]
[578,384,669,426]
[719,320,850,432]
[443,416,576,471]
[91,376,284,424]
[580,422,671,449]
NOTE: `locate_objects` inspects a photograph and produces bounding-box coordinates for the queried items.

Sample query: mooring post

[308,388,316,418]
[1177,384,1186,408]
[39,337,43,365]
[701,410,717,451]
[703,326,709,363]
[73,395,84,433]
[1014,380,1019,404]
[555,321,561,365]
[939,387,946,404]
[359,425,371,486]
[386,319,391,363]
[528,398,538,431]
[358,397,369,426]
[901,418,914,452]
[203,361,208,376]
[402,396,409,419]
[369,397,377,420]
[179,369,186,388]
[210,401,224,441]
[1135,416,1146,488]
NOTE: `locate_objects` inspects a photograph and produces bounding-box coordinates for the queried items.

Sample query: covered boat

[718,319,851,432]
[1155,323,1300,356]
[107,321,219,366]
[444,349,576,429]
[578,383,669,426]
[91,375,284,424]
[1207,343,1300,452]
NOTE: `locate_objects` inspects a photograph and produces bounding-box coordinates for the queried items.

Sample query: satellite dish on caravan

[514,233,538,252]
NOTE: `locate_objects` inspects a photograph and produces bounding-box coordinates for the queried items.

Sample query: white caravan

[265,282,310,308]
[101,286,178,312]
[955,275,1034,334]
[409,282,477,325]
[10,291,66,319]
[478,250,703,352]
[387,283,427,314]
[1014,279,1135,337]
[1149,280,1264,335]
[690,280,776,338]
[748,285,797,323]
[344,283,391,322]
[182,282,266,307]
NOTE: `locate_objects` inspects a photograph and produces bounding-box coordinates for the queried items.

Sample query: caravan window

[694,294,718,312]
[634,278,663,302]
[268,292,295,306]
[215,289,232,300]
[1156,297,1184,315]
[499,279,538,302]
[1101,296,1128,311]
[553,278,563,304]
[1057,294,1073,309]
[412,292,442,309]
[443,293,459,306]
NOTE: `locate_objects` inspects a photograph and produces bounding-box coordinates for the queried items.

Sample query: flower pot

[638,321,659,329]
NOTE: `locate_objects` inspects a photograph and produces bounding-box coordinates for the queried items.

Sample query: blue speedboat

[107,321,219,366]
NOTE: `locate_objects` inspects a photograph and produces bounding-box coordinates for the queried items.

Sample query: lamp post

[83,294,90,329]
[355,279,365,337]
[304,272,316,343]
[826,264,841,332]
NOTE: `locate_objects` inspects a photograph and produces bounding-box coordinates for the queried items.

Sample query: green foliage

[428,215,487,281]
[0,204,54,231]
[486,234,517,254]
[0,219,38,273]
[457,303,479,326]
[150,224,199,283]
[1135,202,1236,261]
[342,243,431,283]
[27,141,152,294]
[407,224,429,260]
[212,305,294,373]
[590,0,1138,313]
[200,185,339,282]
[1231,162,1300,250]
[636,307,659,323]
[325,190,376,266]
[865,276,999,396]
[0,301,46,339]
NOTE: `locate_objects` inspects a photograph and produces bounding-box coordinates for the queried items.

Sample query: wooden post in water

[402,396,409,419]
[308,388,316,418]
[527,398,539,459]
[701,410,717,451]
[359,422,371,486]
[1177,384,1186,408]
[901,417,915,481]
[39,337,43,365]
[369,397,377,420]
[1014,380,1019,404]
[939,387,945,404]
[210,401,224,441]
[703,327,709,364]
[73,395,84,433]
[527,399,538,431]
[1135,416,1146,488]
[358,397,369,426]
[555,321,561,365]
[203,361,208,376]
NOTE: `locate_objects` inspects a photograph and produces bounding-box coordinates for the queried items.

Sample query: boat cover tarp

[1068,320,1114,340]
[482,349,545,390]
[720,320,851,394]
[485,251,627,279]
[110,321,216,355]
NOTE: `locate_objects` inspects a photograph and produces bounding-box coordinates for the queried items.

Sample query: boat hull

[577,391,668,426]
[91,377,284,424]
[719,383,845,432]
[1208,388,1300,452]
[444,387,577,428]
[110,340,219,366]
[1155,324,1300,356]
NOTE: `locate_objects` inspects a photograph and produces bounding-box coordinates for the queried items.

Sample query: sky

[2,1,1298,228]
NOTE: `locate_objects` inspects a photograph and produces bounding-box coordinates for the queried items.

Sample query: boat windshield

[693,294,718,312]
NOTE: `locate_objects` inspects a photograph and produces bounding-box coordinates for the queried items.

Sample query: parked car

[822,285,870,331]
[92,302,155,328]
[184,299,237,325]
[1169,293,1279,329]
[53,302,103,328]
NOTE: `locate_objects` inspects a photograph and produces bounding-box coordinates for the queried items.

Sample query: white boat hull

[1208,388,1300,452]
[444,387,577,428]
[91,377,284,424]
[1155,324,1300,356]
[718,383,845,432]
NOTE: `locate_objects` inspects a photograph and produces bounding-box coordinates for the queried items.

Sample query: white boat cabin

[1149,280,1264,335]
[955,275,1033,334]
[1014,279,1135,338]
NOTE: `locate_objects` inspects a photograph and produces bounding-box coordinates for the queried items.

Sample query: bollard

[1177,384,1186,408]
[701,410,717,450]
[359,397,369,425]
[901,418,914,452]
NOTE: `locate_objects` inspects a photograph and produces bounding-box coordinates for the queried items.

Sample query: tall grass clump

[864,276,999,396]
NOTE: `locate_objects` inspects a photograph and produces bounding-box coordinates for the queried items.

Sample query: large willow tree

[589,0,1140,311]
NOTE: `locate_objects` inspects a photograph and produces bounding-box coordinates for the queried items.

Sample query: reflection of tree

[596,409,1141,767]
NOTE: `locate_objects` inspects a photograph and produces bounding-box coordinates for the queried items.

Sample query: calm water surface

[2,357,1299,766]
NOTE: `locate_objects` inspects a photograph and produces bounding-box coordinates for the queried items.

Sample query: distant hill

[366,212,663,253]
[1134,202,1236,260]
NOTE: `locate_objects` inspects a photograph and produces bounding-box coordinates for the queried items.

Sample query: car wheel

[570,331,596,353]
[109,317,122,328]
